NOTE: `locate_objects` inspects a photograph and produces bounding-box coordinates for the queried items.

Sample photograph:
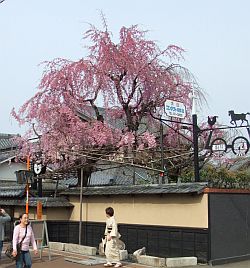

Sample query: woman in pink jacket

[12,213,38,268]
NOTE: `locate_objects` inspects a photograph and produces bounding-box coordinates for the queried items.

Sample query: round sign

[232,136,249,156]
[210,138,227,157]
[34,163,42,175]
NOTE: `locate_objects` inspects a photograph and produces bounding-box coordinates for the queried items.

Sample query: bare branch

[32,123,42,139]
[126,75,138,105]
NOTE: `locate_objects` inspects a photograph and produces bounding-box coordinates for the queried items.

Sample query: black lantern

[15,170,34,184]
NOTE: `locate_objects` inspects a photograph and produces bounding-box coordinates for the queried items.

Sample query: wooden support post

[25,182,29,214]
[37,201,42,220]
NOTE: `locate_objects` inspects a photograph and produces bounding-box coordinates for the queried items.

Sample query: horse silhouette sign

[204,111,250,157]
[228,110,250,126]
[152,108,250,182]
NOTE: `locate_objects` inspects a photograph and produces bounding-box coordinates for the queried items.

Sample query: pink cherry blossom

[12,22,202,166]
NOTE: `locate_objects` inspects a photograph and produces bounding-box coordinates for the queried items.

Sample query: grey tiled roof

[0,197,73,207]
[0,133,18,150]
[0,150,16,163]
[0,180,72,197]
[0,185,27,197]
[61,183,207,196]
[0,181,17,186]
[59,177,78,186]
[229,157,250,172]
[89,164,153,186]
[42,182,67,191]
[77,107,151,134]
[35,178,78,192]
[77,107,126,130]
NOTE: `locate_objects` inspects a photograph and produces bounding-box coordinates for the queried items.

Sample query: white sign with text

[164,100,186,119]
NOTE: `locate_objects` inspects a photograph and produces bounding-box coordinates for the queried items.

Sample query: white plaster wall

[0,162,26,181]
[69,194,209,228]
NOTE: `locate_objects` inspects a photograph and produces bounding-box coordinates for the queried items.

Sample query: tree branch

[32,123,42,139]
[89,99,104,122]
[126,75,138,105]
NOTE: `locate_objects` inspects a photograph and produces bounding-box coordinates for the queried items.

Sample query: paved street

[1,250,250,268]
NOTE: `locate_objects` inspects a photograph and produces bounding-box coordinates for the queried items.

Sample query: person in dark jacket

[0,207,11,259]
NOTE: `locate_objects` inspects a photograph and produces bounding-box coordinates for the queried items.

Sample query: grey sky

[0,0,249,134]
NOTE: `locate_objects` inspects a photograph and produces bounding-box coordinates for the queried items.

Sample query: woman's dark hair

[105,207,114,217]
[13,213,26,226]
[18,213,30,225]
[19,213,27,220]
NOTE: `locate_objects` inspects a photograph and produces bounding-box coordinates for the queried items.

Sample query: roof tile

[61,183,207,196]
[0,197,73,207]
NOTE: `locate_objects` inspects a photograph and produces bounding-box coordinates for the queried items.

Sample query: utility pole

[79,168,83,245]
[159,119,164,184]
[192,114,200,182]
[38,175,43,197]
[192,89,200,182]
[26,156,30,214]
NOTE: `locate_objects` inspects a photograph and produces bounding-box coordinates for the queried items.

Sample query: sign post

[161,99,189,181]
[33,162,46,197]
[161,98,201,182]
[153,102,250,184]
[25,184,29,214]
[26,156,30,213]
[30,220,51,261]
[37,201,43,220]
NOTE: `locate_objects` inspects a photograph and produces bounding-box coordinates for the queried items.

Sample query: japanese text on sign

[164,100,186,119]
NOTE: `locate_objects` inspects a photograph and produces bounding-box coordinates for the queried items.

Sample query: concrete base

[65,257,106,265]
[49,242,65,251]
[166,257,197,267]
[119,250,128,260]
[64,243,97,256]
[138,255,165,267]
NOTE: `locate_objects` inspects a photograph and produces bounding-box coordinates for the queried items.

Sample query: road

[1,250,250,268]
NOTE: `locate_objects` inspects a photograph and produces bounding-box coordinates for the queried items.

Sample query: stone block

[138,255,165,267]
[166,257,197,267]
[119,250,128,260]
[49,242,65,251]
[64,243,97,256]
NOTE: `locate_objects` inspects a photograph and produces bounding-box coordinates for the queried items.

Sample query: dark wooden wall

[209,193,250,265]
[46,221,208,262]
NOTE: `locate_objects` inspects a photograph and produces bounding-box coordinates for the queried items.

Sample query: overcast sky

[0,0,249,135]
